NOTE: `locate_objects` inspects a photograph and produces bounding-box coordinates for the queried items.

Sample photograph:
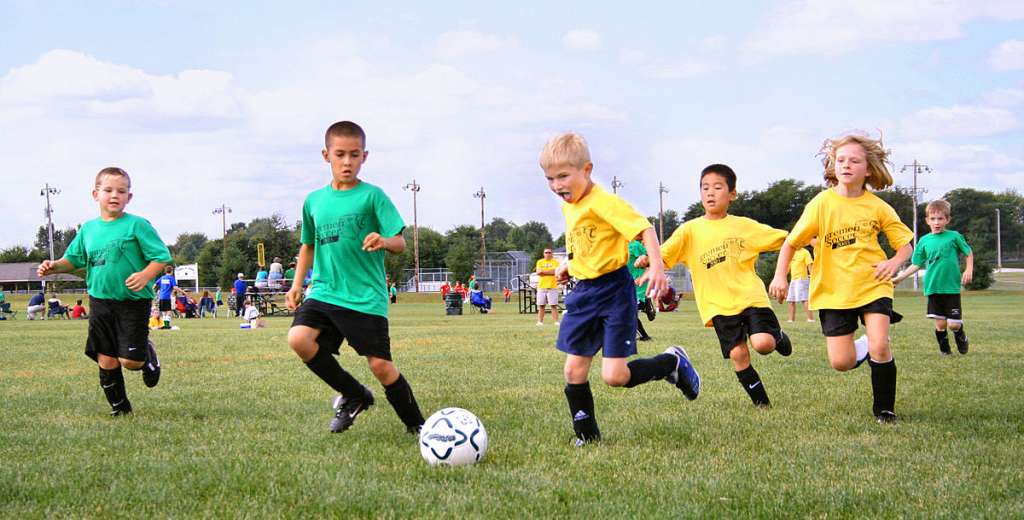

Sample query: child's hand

[890,270,906,285]
[768,274,788,303]
[555,263,570,284]
[633,254,649,268]
[362,232,384,252]
[125,272,149,292]
[636,266,668,300]
[873,258,902,281]
[961,270,973,286]
[37,260,55,277]
[285,287,303,311]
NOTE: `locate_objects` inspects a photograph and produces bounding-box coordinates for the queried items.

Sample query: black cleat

[954,329,968,354]
[642,299,657,322]
[637,335,652,342]
[142,340,161,388]
[875,410,898,424]
[110,401,133,417]
[574,435,601,447]
[775,331,792,357]
[329,387,375,433]
[407,424,422,435]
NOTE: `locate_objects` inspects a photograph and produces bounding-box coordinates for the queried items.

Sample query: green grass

[2,286,1023,518]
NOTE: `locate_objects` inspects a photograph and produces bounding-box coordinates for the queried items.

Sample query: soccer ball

[419,407,488,466]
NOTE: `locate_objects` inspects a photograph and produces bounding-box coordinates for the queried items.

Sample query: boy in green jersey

[38,167,172,416]
[893,199,974,355]
[285,121,425,434]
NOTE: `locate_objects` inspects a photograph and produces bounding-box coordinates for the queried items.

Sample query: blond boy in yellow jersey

[655,164,792,408]
[540,132,701,446]
[534,248,561,325]
[770,134,913,424]
[786,244,815,322]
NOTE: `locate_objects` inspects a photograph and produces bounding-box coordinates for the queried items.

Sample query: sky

[1,0,1022,250]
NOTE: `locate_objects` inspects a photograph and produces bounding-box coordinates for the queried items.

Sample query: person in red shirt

[503,286,511,303]
[71,299,89,319]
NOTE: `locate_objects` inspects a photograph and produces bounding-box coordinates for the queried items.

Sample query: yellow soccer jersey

[562,184,651,280]
[662,215,787,326]
[535,258,560,289]
[787,189,913,310]
[788,248,813,280]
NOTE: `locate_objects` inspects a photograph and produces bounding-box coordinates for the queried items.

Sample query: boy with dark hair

[651,164,792,408]
[38,166,171,416]
[156,265,176,328]
[541,132,700,446]
[285,120,425,434]
[892,199,973,355]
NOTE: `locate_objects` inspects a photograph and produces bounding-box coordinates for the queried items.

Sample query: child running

[770,134,913,423]
[892,199,973,355]
[541,132,700,446]
[38,167,171,416]
[285,121,425,434]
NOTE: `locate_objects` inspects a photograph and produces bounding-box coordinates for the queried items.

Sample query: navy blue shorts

[556,266,638,358]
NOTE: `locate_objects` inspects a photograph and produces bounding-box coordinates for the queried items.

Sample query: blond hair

[95,166,132,188]
[819,133,893,190]
[539,132,591,170]
[926,199,951,218]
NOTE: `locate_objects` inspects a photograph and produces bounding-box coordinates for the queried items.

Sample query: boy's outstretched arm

[37,258,74,277]
[768,242,796,303]
[633,227,667,300]
[874,243,913,281]
[362,232,406,254]
[891,264,921,285]
[286,243,315,310]
[126,261,167,292]
[962,251,974,286]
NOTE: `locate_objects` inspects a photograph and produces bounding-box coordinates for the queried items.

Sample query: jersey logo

[823,219,880,250]
[316,214,370,245]
[568,225,597,258]
[699,238,745,270]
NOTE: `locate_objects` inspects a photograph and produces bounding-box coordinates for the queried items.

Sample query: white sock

[854,334,869,362]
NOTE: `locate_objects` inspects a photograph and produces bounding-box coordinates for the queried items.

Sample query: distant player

[892,199,973,355]
[285,121,425,434]
[534,248,561,325]
[770,134,913,423]
[156,265,176,328]
[541,132,700,446]
[38,167,171,416]
[786,240,815,323]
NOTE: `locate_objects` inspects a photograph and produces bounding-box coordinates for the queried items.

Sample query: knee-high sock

[305,347,363,397]
[384,374,425,431]
[99,367,129,410]
[935,329,951,353]
[869,358,897,415]
[565,382,600,441]
[624,353,676,387]
[736,365,770,407]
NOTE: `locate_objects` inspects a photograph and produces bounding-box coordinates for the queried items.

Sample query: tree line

[3,180,1020,290]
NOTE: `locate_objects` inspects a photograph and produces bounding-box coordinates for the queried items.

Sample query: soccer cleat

[329,387,375,433]
[574,436,600,448]
[664,346,700,401]
[110,400,133,417]
[142,340,161,388]
[954,329,968,354]
[643,299,657,322]
[536,322,544,326]
[407,424,422,435]
[875,410,898,424]
[775,331,792,357]
[637,335,652,342]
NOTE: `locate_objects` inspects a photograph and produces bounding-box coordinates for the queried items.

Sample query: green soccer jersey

[911,230,972,295]
[63,213,172,301]
[628,240,648,301]
[301,181,405,318]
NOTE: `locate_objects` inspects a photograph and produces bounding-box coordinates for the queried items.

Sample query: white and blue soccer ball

[419,407,488,466]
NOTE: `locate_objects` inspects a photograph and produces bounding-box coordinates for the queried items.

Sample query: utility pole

[473,187,487,274]
[611,176,624,194]
[658,182,669,242]
[212,204,233,256]
[40,183,60,261]
[900,160,931,290]
[996,208,1002,272]
[403,179,421,292]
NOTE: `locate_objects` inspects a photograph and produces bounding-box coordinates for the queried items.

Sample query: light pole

[611,176,624,194]
[996,208,1002,272]
[212,204,233,256]
[900,160,931,290]
[403,180,421,292]
[658,182,669,242]
[473,187,487,274]
[40,183,60,261]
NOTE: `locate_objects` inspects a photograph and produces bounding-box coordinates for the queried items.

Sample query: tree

[445,237,477,283]
[507,221,554,260]
[195,241,224,287]
[0,245,42,263]
[171,232,208,264]
[484,217,515,252]
[647,209,683,242]
[33,225,77,260]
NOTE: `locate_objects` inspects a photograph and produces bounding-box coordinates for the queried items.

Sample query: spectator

[214,286,223,317]
[199,290,215,318]
[71,299,89,319]
[27,291,45,320]
[284,262,296,282]
[389,282,398,304]
[268,257,284,289]
[503,286,511,303]
[470,288,493,313]
[440,281,451,301]
[47,294,70,319]
[234,273,247,317]
[255,267,269,289]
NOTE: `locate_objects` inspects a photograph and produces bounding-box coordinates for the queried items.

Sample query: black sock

[564,382,600,441]
[953,325,966,340]
[99,367,129,410]
[624,353,676,387]
[384,374,425,431]
[637,319,650,340]
[935,330,951,353]
[305,347,363,397]
[869,358,897,416]
[736,365,770,407]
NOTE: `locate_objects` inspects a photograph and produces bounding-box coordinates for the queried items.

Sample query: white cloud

[435,30,517,60]
[562,29,602,51]
[740,0,1024,61]
[984,86,1024,107]
[617,47,716,80]
[899,105,1020,139]
[989,39,1024,71]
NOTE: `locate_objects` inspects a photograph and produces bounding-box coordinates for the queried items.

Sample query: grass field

[2,284,1023,518]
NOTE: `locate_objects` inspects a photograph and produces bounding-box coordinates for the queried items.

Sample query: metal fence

[401,250,536,292]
